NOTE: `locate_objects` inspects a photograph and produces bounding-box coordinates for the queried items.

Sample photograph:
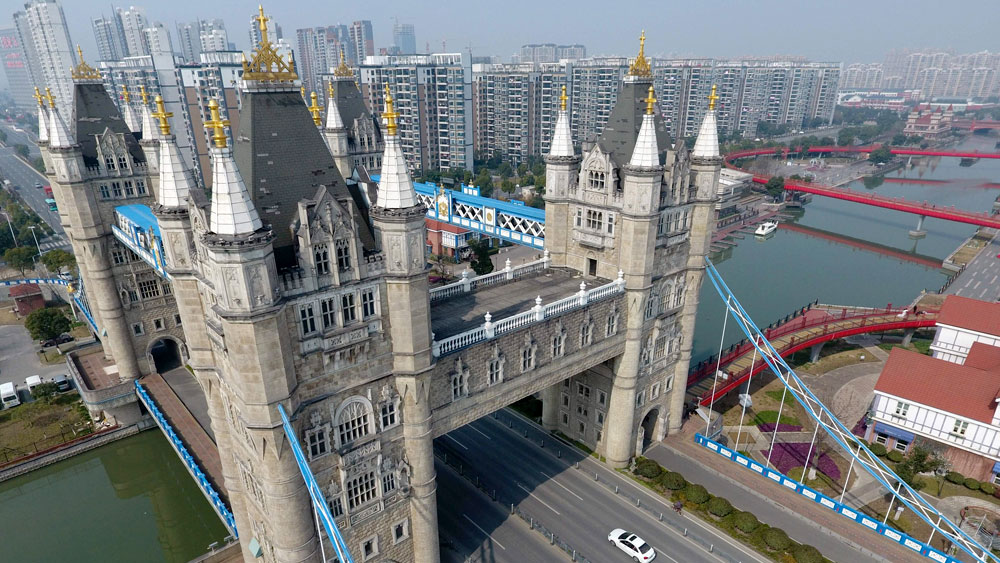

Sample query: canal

[692,134,1000,362]
[0,430,228,562]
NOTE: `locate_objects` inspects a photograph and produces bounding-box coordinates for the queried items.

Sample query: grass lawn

[764,389,795,405]
[0,304,19,325]
[878,338,932,356]
[0,393,92,459]
[913,476,1000,508]
[858,497,950,552]
[752,410,801,427]
[787,342,880,375]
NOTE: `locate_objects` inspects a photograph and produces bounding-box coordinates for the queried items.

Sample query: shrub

[634,458,663,479]
[993,486,1000,500]
[763,527,791,551]
[981,483,996,496]
[886,450,904,463]
[684,483,709,504]
[707,496,734,517]
[868,443,887,457]
[733,511,760,534]
[792,544,824,563]
[946,471,965,484]
[964,477,981,491]
[659,471,687,491]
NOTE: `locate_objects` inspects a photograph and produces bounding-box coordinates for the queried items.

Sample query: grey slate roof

[597,78,670,167]
[333,79,382,150]
[74,83,146,168]
[232,89,377,265]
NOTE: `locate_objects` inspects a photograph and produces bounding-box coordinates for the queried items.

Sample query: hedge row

[631,457,829,562]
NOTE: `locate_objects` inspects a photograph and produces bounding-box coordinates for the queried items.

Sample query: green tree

[32,157,45,174]
[895,446,947,491]
[40,248,75,275]
[31,382,59,402]
[24,307,70,340]
[764,176,785,200]
[466,238,494,276]
[4,246,37,275]
[500,179,515,193]
[869,146,893,165]
[891,133,908,146]
[13,144,29,159]
[837,130,855,147]
[496,161,513,178]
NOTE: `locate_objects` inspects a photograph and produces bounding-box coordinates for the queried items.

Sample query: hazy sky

[12,0,1000,64]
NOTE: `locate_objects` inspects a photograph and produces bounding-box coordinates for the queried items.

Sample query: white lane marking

[991,275,997,284]
[648,544,681,563]
[975,281,982,290]
[465,423,493,440]
[516,483,561,515]
[445,434,468,450]
[462,514,506,550]
[539,471,583,501]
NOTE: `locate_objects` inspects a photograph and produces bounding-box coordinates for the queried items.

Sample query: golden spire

[242,4,298,82]
[327,79,334,100]
[644,85,656,115]
[140,85,149,106]
[383,84,398,137]
[33,87,44,108]
[333,45,353,78]
[708,84,718,111]
[559,85,567,112]
[71,45,102,80]
[309,91,323,126]
[120,85,130,103]
[151,95,173,136]
[628,31,652,78]
[44,87,55,108]
[301,85,305,99]
[204,99,231,149]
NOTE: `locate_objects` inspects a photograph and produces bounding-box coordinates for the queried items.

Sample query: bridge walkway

[687,305,940,406]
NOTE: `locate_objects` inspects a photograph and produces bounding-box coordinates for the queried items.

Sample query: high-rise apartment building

[570,57,627,143]
[392,22,416,55]
[178,19,228,62]
[840,63,884,90]
[296,25,349,96]
[177,50,243,185]
[518,43,587,63]
[349,20,374,65]
[853,50,1000,99]
[360,53,472,172]
[92,15,127,61]
[175,21,199,62]
[117,5,149,57]
[473,62,540,166]
[248,8,281,50]
[143,22,172,56]
[0,27,37,107]
[14,0,76,114]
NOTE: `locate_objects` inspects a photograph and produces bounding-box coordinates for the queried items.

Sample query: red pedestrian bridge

[686,304,939,406]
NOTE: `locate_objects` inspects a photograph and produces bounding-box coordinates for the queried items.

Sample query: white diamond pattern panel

[453,201,483,223]
[497,212,544,238]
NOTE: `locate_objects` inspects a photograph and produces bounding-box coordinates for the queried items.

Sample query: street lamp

[28,224,41,256]
[0,209,16,246]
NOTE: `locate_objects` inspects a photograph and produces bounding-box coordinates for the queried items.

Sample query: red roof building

[930,295,1000,364]
[9,283,44,317]
[425,219,474,261]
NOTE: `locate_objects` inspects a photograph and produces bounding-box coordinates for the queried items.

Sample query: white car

[608,528,656,561]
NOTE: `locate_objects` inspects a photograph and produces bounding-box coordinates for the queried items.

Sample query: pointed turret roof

[34,88,48,144]
[140,103,157,142]
[152,96,193,208]
[692,85,720,160]
[548,85,574,158]
[629,86,660,167]
[205,99,262,236]
[376,86,419,209]
[48,100,75,148]
[325,81,345,130]
[120,86,140,133]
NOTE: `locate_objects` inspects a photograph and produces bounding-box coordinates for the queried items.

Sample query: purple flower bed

[760,442,842,481]
[758,423,803,433]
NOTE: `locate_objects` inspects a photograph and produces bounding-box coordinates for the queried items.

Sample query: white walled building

[930,295,1000,364]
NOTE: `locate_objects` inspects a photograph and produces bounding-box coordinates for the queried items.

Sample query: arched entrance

[149,338,182,373]
[638,407,660,455]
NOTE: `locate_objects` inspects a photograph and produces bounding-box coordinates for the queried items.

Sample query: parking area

[0,323,68,401]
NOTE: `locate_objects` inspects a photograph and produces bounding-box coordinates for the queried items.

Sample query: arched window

[336,398,373,446]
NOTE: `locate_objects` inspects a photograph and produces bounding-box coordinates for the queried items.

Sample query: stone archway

[148,337,183,373]
[637,407,660,455]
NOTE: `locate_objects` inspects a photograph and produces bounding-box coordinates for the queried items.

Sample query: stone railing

[433,271,625,357]
[429,250,550,302]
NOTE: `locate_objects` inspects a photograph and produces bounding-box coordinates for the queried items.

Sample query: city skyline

[7,0,999,72]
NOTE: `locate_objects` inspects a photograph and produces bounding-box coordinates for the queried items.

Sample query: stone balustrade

[429,250,551,303]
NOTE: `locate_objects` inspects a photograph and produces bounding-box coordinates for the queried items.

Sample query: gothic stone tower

[323,51,385,180]
[542,33,720,467]
[41,52,184,408]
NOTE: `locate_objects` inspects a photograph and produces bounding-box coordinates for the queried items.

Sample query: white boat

[754,220,778,236]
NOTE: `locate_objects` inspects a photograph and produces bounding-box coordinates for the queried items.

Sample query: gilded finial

[33,87,43,108]
[44,87,55,108]
[708,84,718,111]
[327,79,334,100]
[309,91,323,126]
[333,45,353,78]
[628,30,651,78]
[204,99,231,149]
[121,85,130,103]
[559,85,567,112]
[256,5,268,43]
[151,95,173,136]
[301,86,305,99]
[644,85,656,115]
[242,4,298,82]
[70,45,101,80]
[383,84,398,137]
[140,85,149,106]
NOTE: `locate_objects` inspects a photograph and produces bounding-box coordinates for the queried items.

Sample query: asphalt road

[1,123,41,159]
[0,324,68,402]
[946,230,1000,302]
[0,145,69,253]
[434,412,767,563]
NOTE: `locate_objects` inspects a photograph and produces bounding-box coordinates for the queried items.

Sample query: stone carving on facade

[388,236,402,269]
[249,264,267,305]
[167,232,187,266]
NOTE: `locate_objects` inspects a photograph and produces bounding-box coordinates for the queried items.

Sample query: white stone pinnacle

[158,134,195,208]
[209,146,263,236]
[48,106,75,148]
[122,102,140,134]
[692,108,720,159]
[140,104,158,142]
[37,107,49,144]
[548,109,574,158]
[629,112,659,167]
[376,133,419,209]
[326,96,345,130]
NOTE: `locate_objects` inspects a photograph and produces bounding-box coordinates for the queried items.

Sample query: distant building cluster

[841,50,1000,101]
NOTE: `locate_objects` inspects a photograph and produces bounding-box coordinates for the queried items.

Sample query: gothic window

[104,154,116,170]
[651,382,661,400]
[132,322,144,336]
[585,210,603,231]
[330,496,345,518]
[682,210,690,230]
[112,182,123,198]
[361,534,379,560]
[342,293,357,324]
[580,322,592,347]
[606,311,619,337]
[306,427,329,460]
[99,185,111,199]
[598,389,607,406]
[636,390,645,407]
[336,239,352,271]
[299,304,317,335]
[347,471,378,509]
[551,333,565,358]
[138,278,161,300]
[314,244,330,275]
[575,208,582,227]
[382,472,396,495]
[161,282,172,296]
[645,295,657,319]
[112,248,127,265]
[520,335,536,373]
[117,154,129,170]
[577,383,591,399]
[451,359,468,400]
[674,283,685,308]
[488,357,504,385]
[562,393,569,407]
[607,213,615,235]
[321,298,337,330]
[665,375,674,392]
[361,289,377,318]
[588,170,606,190]
[393,519,410,544]
[124,181,135,197]
[654,335,667,359]
[380,401,397,429]
[337,398,373,446]
[136,180,147,195]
